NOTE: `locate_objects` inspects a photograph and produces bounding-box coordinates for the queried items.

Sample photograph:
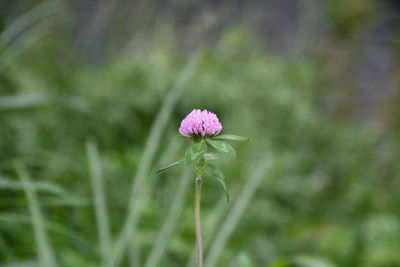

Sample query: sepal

[185,141,207,165]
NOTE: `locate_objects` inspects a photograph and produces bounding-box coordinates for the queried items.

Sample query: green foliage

[161,133,243,204]
[160,127,244,204]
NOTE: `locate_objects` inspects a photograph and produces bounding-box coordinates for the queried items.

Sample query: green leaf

[204,153,219,161]
[206,139,236,158]
[185,141,207,165]
[208,163,229,203]
[212,134,249,142]
[156,159,184,173]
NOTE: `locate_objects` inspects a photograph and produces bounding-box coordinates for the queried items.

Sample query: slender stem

[195,177,203,267]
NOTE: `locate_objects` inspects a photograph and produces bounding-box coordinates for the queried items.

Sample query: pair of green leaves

[156,134,248,172]
[156,134,249,202]
[187,134,249,162]
[185,138,238,165]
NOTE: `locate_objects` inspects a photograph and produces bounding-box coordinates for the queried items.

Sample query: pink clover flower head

[179,109,222,137]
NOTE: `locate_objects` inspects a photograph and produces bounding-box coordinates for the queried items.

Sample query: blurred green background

[1,0,400,266]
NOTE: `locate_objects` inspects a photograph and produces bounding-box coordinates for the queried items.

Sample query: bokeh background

[1,0,400,266]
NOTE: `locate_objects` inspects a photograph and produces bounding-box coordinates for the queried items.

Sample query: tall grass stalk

[143,169,191,267]
[15,163,58,267]
[130,135,180,267]
[129,241,141,267]
[86,140,111,267]
[204,156,272,267]
[108,51,202,267]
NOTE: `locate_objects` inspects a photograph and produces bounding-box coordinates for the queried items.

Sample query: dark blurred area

[1,0,399,120]
[0,0,400,267]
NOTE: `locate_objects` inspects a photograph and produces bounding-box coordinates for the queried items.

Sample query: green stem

[195,177,203,267]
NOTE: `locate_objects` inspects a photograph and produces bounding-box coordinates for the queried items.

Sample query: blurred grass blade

[0,94,52,110]
[204,155,272,267]
[0,0,57,72]
[0,94,91,111]
[133,135,180,267]
[294,256,338,267]
[237,253,255,267]
[108,51,202,267]
[86,140,111,267]
[40,196,91,207]
[15,162,58,267]
[0,1,57,47]
[0,175,67,195]
[129,241,141,267]
[0,1,58,47]
[0,22,52,72]
[0,213,94,255]
[0,260,38,267]
[143,169,191,267]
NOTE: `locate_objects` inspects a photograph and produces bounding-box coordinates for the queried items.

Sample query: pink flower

[179,109,222,137]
